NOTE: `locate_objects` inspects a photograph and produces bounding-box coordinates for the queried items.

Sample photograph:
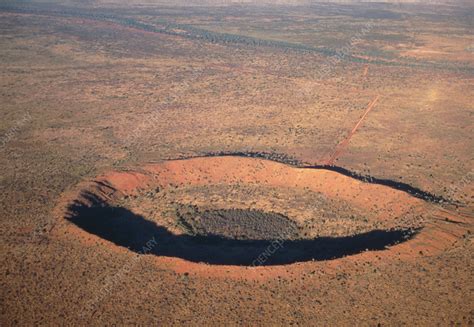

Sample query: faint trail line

[326,95,380,165]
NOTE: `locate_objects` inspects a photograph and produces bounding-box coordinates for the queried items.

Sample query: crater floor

[57,156,467,271]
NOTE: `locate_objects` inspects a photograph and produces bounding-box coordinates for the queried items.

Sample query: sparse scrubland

[1,1,472,325]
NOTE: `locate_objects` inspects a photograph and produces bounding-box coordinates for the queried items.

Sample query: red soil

[326,95,380,165]
[53,156,471,281]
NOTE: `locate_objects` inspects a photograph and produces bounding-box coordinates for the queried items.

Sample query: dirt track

[1,2,473,325]
[327,95,380,165]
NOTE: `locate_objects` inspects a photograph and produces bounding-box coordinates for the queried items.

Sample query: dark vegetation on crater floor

[67,192,419,266]
[175,204,300,241]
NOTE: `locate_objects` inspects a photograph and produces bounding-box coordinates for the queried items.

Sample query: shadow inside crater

[67,192,419,266]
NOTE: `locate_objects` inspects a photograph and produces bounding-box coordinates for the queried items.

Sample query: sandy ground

[1,2,473,325]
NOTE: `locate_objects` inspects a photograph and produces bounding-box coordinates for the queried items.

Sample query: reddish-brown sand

[55,156,470,281]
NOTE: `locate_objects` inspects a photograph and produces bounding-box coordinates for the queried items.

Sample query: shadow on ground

[67,192,419,266]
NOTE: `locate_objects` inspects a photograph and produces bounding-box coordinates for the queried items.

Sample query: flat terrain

[1,1,473,325]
